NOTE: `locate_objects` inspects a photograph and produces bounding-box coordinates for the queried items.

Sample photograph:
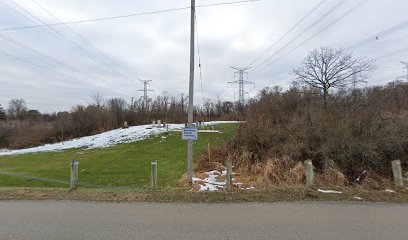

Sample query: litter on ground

[317,189,343,194]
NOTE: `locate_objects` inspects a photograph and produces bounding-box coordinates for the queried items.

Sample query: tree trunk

[323,87,328,109]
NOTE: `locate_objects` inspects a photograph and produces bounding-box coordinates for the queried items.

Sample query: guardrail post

[151,161,157,191]
[70,160,79,190]
[226,160,233,192]
[391,160,404,188]
[305,160,314,187]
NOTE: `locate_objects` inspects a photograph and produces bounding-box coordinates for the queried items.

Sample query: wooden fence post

[70,160,78,190]
[208,141,211,165]
[226,160,233,192]
[151,161,158,191]
[305,160,314,187]
[391,160,404,188]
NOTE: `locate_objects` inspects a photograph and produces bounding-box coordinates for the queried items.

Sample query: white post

[70,160,79,190]
[151,161,158,191]
[392,160,404,188]
[305,160,314,187]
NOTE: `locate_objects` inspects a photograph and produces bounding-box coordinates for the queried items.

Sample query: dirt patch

[1,187,408,203]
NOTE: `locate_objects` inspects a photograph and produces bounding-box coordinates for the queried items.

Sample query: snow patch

[354,196,363,200]
[193,169,254,192]
[318,189,343,194]
[0,124,184,156]
[384,189,396,193]
[0,121,239,156]
[193,170,226,192]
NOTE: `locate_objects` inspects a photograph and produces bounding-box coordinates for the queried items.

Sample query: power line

[247,0,326,67]
[0,51,94,89]
[376,46,408,62]
[249,0,345,75]
[194,11,205,105]
[0,33,80,73]
[0,51,132,95]
[31,0,133,82]
[5,0,108,66]
[0,0,261,32]
[4,0,132,82]
[249,0,370,79]
[347,18,408,51]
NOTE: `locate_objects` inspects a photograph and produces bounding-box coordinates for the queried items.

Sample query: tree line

[0,92,244,149]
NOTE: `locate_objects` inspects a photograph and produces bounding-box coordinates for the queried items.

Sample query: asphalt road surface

[0,201,407,240]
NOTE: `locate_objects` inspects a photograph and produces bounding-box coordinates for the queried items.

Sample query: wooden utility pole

[187,0,196,184]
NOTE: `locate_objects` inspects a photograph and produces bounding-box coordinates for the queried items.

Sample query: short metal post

[392,160,404,188]
[151,161,158,191]
[226,160,233,192]
[70,160,79,190]
[305,160,314,187]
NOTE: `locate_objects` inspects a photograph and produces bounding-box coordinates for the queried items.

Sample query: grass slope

[0,124,237,189]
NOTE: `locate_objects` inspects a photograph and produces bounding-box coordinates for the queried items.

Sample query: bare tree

[91,91,104,109]
[0,104,6,120]
[8,99,27,119]
[293,47,375,107]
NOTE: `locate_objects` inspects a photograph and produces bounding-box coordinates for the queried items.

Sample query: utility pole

[138,79,153,110]
[187,0,195,184]
[228,66,254,104]
[401,61,408,81]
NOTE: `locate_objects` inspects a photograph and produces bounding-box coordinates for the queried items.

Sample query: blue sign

[182,128,198,141]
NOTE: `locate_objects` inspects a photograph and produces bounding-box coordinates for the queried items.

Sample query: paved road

[0,201,407,240]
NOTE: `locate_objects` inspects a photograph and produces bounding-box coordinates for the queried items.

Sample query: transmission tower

[401,61,408,81]
[138,79,153,109]
[228,66,254,104]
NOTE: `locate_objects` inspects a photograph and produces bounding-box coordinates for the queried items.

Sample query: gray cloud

[0,0,407,112]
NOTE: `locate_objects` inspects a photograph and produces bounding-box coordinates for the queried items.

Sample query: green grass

[0,123,237,189]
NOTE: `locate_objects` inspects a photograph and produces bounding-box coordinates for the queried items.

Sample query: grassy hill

[0,123,237,190]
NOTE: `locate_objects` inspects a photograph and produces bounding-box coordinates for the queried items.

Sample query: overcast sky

[0,0,407,113]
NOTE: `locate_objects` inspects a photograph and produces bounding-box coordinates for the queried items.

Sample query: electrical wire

[249,0,345,75]
[194,11,205,105]
[249,0,370,79]
[0,0,261,32]
[0,33,80,73]
[5,0,132,83]
[0,51,111,90]
[31,0,133,82]
[247,0,326,67]
[347,18,408,51]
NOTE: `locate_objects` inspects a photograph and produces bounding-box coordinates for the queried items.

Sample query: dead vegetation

[228,82,408,184]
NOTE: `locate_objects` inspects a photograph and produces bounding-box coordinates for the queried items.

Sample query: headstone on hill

[122,121,129,129]
[152,121,156,128]
[158,120,162,127]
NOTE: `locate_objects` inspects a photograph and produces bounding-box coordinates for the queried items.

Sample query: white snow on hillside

[0,121,239,156]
